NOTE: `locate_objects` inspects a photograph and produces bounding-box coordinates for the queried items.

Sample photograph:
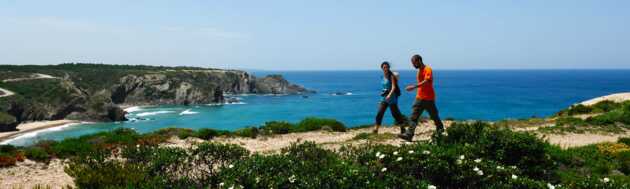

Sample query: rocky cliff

[0,64,312,130]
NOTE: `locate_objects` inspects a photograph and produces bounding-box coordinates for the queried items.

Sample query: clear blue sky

[0,1,628,70]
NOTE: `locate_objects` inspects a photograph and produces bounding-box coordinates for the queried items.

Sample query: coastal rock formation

[0,64,312,128]
[254,74,312,94]
[109,71,311,105]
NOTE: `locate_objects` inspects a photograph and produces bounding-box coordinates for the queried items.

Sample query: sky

[0,0,628,70]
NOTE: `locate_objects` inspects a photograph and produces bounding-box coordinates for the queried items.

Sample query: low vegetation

[542,100,630,134]
[2,120,629,188]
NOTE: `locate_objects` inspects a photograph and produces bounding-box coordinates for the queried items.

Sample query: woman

[374,61,407,134]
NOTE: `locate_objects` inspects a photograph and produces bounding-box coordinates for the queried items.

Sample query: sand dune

[580,92,630,106]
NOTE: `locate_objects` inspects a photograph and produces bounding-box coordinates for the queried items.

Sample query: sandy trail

[0,87,14,98]
[2,73,58,82]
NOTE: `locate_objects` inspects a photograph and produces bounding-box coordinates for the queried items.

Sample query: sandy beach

[0,120,80,144]
[579,92,630,106]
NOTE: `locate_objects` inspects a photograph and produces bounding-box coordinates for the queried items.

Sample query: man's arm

[405,79,429,91]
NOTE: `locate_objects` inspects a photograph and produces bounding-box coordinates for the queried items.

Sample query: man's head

[411,54,424,69]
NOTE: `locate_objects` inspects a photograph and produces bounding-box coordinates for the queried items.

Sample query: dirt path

[2,73,58,82]
[0,87,14,98]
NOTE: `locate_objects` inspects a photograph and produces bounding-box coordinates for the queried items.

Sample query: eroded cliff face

[109,70,310,106]
[0,68,311,128]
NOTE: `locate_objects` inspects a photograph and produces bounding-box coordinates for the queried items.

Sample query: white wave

[136,110,175,117]
[124,106,143,113]
[206,102,247,106]
[0,122,84,145]
[179,109,199,115]
[331,92,353,96]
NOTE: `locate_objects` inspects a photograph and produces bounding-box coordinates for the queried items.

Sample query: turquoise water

[5,70,630,146]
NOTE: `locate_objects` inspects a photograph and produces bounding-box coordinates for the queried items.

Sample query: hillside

[0,63,311,131]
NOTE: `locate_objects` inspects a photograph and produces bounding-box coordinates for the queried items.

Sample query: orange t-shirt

[416,66,435,100]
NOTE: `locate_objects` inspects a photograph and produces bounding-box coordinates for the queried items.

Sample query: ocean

[5,70,630,146]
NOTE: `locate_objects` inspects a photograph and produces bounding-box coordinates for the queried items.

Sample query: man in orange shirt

[398,54,445,142]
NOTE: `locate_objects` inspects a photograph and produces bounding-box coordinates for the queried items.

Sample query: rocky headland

[0,64,312,131]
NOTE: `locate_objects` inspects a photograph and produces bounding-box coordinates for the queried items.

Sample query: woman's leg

[389,104,407,134]
[374,102,388,133]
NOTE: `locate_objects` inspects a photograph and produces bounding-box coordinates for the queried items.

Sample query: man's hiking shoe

[397,133,413,142]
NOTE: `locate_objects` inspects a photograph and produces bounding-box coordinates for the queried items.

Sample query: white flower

[228,164,234,169]
[603,177,610,183]
[547,183,555,189]
[393,151,399,155]
[136,144,140,148]
[476,170,484,176]
[256,177,261,183]
[474,158,482,163]
[497,166,504,170]
[396,157,403,161]
[428,184,437,189]
[473,167,480,172]
[423,150,431,155]
[219,182,225,186]
[228,186,234,189]
[459,155,465,160]
[379,154,386,159]
[376,152,381,158]
[511,174,518,179]
[510,166,517,169]
[456,159,463,165]
[408,150,414,154]
[289,175,296,183]
[381,167,388,172]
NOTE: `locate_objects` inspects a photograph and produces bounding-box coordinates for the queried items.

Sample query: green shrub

[294,117,346,132]
[619,137,630,146]
[592,100,622,113]
[559,104,593,116]
[194,128,228,140]
[556,116,587,126]
[0,144,17,153]
[443,122,556,180]
[233,127,259,138]
[24,147,50,162]
[155,128,194,139]
[50,138,97,158]
[260,121,293,134]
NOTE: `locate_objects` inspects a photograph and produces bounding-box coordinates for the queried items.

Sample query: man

[398,54,445,142]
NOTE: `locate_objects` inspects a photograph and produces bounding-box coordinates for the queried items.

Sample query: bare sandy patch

[0,159,74,189]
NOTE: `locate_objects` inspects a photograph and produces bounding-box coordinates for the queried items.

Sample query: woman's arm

[386,75,397,99]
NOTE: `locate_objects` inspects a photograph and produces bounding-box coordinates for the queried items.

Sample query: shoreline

[1,92,629,145]
[0,120,80,144]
